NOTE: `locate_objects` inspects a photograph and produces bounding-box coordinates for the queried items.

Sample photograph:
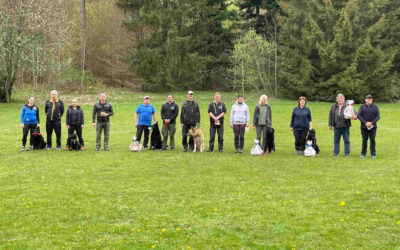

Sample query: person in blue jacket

[134,96,156,150]
[20,97,40,151]
[290,96,312,155]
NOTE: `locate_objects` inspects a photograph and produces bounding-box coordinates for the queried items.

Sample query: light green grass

[0,91,399,249]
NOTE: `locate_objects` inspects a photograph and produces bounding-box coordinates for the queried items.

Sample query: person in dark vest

[208,92,226,152]
[358,94,380,159]
[66,99,84,151]
[92,93,114,151]
[253,94,272,153]
[328,94,357,157]
[290,96,312,155]
[160,94,179,150]
[45,90,64,150]
[180,91,200,152]
[20,96,40,151]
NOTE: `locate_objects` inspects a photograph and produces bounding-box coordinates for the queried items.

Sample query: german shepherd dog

[264,127,275,154]
[188,127,205,152]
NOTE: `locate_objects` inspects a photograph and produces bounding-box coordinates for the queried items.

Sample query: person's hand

[181,124,184,127]
[309,126,313,131]
[135,122,138,128]
[66,125,70,129]
[290,127,293,131]
[366,122,372,128]
[253,126,256,130]
[328,126,332,130]
[166,119,170,123]
[37,124,40,128]
[351,115,357,120]
[246,125,249,128]
[81,124,84,128]
[21,124,24,128]
[92,123,96,128]
[214,118,218,123]
[230,124,233,128]
[104,113,108,117]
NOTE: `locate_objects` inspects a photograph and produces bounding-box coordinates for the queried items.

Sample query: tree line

[1,0,399,102]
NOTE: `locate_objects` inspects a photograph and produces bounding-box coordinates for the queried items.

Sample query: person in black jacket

[45,90,64,150]
[92,93,114,151]
[358,94,380,158]
[160,94,179,150]
[207,92,226,152]
[180,91,200,152]
[66,99,84,151]
[328,94,357,157]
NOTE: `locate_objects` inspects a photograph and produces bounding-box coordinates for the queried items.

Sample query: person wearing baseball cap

[357,94,380,158]
[135,96,156,150]
[180,91,200,152]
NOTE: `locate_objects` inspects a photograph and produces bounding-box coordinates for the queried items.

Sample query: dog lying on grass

[188,127,205,152]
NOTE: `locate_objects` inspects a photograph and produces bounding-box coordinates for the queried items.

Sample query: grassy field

[0,91,399,249]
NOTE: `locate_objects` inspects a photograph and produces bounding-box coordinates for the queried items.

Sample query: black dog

[307,129,320,154]
[263,127,275,153]
[150,121,163,150]
[68,133,81,151]
[32,128,47,150]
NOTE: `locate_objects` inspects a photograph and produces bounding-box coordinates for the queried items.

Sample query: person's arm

[36,107,40,125]
[60,101,65,117]
[196,103,200,124]
[180,103,184,125]
[108,105,114,117]
[230,105,234,127]
[328,106,333,128]
[81,109,84,125]
[134,113,138,127]
[246,105,250,126]
[160,105,165,121]
[171,104,179,121]
[218,103,226,119]
[152,106,156,123]
[357,106,366,124]
[268,105,272,125]
[372,106,380,123]
[308,109,312,130]
[20,106,25,126]
[208,103,215,119]
[92,105,97,127]
[253,106,258,127]
[66,109,70,126]
[44,101,48,116]
[290,109,295,130]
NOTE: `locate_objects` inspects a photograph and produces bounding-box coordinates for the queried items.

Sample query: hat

[365,94,373,99]
[144,96,150,100]
[187,91,193,95]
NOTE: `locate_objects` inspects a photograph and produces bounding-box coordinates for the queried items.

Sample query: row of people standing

[20,91,380,157]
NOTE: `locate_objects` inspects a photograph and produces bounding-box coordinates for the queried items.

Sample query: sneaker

[142,147,147,151]
[171,147,175,151]
[183,147,187,152]
[207,149,213,152]
[161,147,166,151]
[46,147,51,151]
[300,150,304,155]
[95,147,100,151]
[21,146,25,151]
[333,154,338,157]
[239,148,243,153]
[296,150,300,155]
[28,146,33,151]
[219,149,223,153]
[56,146,61,151]
[234,148,238,153]
[371,155,376,159]
[360,154,366,158]
[345,154,350,157]
[104,146,109,151]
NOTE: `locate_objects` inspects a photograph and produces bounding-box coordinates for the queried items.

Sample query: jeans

[162,123,176,148]
[22,124,37,146]
[67,125,84,146]
[96,122,110,148]
[333,127,350,155]
[256,125,268,151]
[361,127,377,156]
[137,125,151,148]
[46,121,61,148]
[233,124,246,149]
[209,124,224,150]
[293,129,308,151]
[182,123,195,149]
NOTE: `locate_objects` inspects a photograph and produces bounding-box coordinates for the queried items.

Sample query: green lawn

[0,91,399,249]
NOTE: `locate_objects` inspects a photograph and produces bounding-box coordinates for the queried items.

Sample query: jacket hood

[235,101,246,105]
[68,105,81,109]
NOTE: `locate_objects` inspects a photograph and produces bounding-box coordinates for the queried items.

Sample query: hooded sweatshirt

[230,101,250,125]
[21,104,40,124]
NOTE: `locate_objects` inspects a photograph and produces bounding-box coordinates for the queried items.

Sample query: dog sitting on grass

[68,133,81,151]
[188,127,205,152]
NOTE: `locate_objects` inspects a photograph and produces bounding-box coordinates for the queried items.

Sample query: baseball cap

[365,94,373,99]
[144,96,150,100]
[187,91,194,95]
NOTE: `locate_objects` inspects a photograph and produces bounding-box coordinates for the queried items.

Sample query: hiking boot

[21,146,25,151]
[219,149,223,153]
[66,146,70,151]
[234,148,238,153]
[371,155,376,159]
[207,149,213,152]
[183,147,187,152]
[171,146,175,151]
[360,154,366,158]
[95,147,100,152]
[296,150,300,155]
[104,146,109,151]
[56,146,61,151]
[239,148,243,153]
[46,147,51,151]
[27,146,33,151]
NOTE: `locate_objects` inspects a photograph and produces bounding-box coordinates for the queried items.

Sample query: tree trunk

[80,0,86,90]
[274,21,278,98]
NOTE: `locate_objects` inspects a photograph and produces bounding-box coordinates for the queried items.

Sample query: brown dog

[188,127,205,152]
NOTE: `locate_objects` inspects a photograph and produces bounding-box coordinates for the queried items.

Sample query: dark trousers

[162,123,176,148]
[67,125,84,146]
[361,127,377,156]
[137,125,151,148]
[293,129,308,151]
[22,124,37,146]
[233,124,246,149]
[182,123,195,149]
[334,127,350,155]
[256,125,268,151]
[96,122,110,148]
[209,124,224,150]
[46,121,61,148]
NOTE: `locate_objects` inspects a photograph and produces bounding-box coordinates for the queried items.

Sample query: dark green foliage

[279,0,400,102]
[118,0,236,92]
